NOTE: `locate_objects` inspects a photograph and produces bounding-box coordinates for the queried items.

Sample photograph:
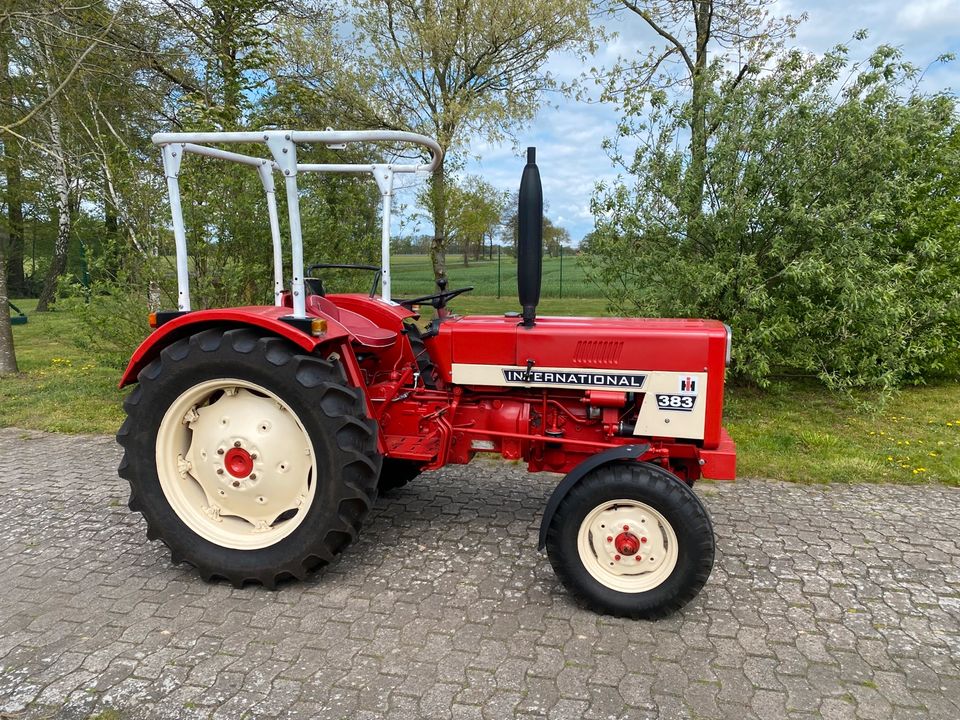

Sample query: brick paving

[0,427,958,719]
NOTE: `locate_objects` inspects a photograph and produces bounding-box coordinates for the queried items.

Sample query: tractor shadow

[307,460,564,602]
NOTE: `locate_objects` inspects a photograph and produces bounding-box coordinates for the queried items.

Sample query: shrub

[586,44,960,393]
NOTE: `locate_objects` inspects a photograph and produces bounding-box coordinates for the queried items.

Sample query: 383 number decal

[656,394,696,412]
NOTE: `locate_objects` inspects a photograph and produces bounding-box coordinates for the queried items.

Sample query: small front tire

[545,462,715,619]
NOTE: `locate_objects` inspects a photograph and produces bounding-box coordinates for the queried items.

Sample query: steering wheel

[397,278,473,310]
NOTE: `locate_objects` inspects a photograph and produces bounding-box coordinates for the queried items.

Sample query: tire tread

[546,462,714,619]
[117,327,380,589]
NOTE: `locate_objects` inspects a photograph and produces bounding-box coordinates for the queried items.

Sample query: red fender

[118,306,350,388]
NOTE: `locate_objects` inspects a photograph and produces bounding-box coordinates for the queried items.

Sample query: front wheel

[545,462,715,619]
[117,328,381,588]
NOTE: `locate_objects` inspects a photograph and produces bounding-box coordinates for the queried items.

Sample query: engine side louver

[572,340,624,366]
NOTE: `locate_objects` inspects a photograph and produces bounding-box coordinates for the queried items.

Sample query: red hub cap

[224,447,254,478]
[614,532,640,556]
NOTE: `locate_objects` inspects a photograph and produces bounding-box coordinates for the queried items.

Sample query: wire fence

[389,247,602,299]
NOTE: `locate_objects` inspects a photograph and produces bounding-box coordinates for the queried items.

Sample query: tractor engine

[376,310,735,483]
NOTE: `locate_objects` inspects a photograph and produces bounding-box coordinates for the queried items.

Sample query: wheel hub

[615,531,640,556]
[224,447,254,478]
[157,383,317,549]
[576,499,679,593]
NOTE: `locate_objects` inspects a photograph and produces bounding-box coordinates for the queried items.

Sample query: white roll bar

[153,129,442,317]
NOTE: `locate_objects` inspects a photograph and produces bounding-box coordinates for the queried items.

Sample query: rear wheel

[546,462,714,619]
[117,327,381,588]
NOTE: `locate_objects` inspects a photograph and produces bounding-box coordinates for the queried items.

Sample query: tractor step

[385,434,440,462]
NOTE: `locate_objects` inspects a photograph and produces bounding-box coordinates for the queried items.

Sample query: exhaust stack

[517,147,543,328]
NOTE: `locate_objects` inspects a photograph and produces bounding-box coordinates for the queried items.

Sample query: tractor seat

[305,295,397,348]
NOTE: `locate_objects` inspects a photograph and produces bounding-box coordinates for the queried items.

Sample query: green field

[3,297,959,485]
[389,253,603,299]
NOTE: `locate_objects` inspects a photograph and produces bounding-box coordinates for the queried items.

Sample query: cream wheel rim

[576,498,679,593]
[156,378,317,550]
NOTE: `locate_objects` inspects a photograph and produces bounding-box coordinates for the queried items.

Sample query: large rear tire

[546,462,714,619]
[117,327,381,588]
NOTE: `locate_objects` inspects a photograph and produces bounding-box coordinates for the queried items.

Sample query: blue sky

[398,0,960,245]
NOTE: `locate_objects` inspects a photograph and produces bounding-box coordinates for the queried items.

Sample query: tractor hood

[435,314,731,448]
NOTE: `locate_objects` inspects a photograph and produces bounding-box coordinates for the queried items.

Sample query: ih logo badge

[656,375,700,412]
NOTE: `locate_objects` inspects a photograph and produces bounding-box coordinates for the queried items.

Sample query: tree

[2,0,126,311]
[0,23,24,296]
[601,0,801,230]
[318,0,596,281]
[427,176,507,265]
[0,228,16,375]
[503,205,572,257]
[587,41,960,392]
[543,219,572,258]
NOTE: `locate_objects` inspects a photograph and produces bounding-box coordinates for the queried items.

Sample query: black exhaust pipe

[517,147,543,328]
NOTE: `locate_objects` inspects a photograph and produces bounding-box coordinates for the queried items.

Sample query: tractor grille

[572,340,624,366]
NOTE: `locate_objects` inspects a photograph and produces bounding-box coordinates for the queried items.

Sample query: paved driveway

[0,428,958,720]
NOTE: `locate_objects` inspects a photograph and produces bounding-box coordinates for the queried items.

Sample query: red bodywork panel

[120,298,736,481]
[429,315,728,449]
[118,306,349,388]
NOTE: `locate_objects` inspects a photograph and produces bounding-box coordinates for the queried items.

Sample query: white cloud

[896,0,960,30]
[408,0,960,244]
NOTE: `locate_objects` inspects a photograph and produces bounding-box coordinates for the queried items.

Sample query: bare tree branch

[0,10,117,135]
[622,1,695,74]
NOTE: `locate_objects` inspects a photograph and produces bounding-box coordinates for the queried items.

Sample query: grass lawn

[4,296,958,486]
[726,382,960,486]
[1,299,129,434]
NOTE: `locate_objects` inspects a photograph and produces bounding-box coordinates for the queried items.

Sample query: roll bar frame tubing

[154,129,443,317]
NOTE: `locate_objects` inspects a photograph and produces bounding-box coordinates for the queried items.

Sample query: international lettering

[503,369,645,388]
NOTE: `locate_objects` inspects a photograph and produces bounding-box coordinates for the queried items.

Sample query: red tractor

[118,130,735,618]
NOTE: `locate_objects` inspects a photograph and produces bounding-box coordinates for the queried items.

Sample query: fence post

[497,245,501,299]
[559,244,563,299]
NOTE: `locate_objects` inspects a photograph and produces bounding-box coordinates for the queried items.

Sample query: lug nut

[641,537,647,543]
[251,453,258,460]
[217,448,224,455]
[606,536,613,543]
[614,554,621,561]
[216,468,224,475]
[249,473,257,480]
[232,480,240,487]
[234,440,242,447]
[623,525,629,531]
